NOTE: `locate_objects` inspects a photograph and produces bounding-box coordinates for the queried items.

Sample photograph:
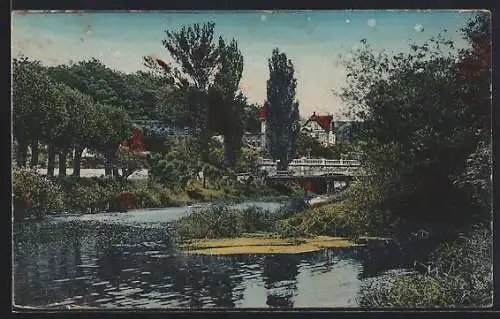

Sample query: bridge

[256,157,363,177]
[255,157,364,194]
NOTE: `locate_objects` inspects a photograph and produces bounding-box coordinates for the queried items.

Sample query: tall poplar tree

[266,48,300,170]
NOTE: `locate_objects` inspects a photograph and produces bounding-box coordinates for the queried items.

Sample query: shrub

[12,167,64,219]
[174,204,240,239]
[56,176,124,213]
[358,228,493,308]
[173,205,274,240]
[131,186,162,208]
[237,206,273,233]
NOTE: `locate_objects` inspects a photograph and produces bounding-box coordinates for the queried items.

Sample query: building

[256,103,356,152]
[258,101,270,150]
[301,112,335,146]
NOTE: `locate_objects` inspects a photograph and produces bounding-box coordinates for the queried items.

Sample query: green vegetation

[12,21,296,219]
[173,196,306,240]
[12,13,492,308]
[265,48,301,170]
[174,12,493,307]
[13,167,65,219]
[12,165,294,219]
[174,205,273,240]
[359,228,492,308]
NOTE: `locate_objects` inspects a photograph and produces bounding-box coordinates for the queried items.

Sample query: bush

[173,204,275,240]
[56,176,124,213]
[130,185,162,208]
[174,204,240,239]
[12,167,64,219]
[237,206,273,233]
[359,228,492,308]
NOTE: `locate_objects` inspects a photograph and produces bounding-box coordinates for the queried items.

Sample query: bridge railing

[256,158,361,167]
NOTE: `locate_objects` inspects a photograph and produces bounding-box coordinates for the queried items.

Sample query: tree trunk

[104,154,113,176]
[47,144,56,177]
[223,134,235,169]
[29,140,39,168]
[199,132,210,163]
[73,147,84,177]
[58,151,67,177]
[16,142,28,168]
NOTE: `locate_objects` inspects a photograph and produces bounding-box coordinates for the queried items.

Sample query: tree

[209,39,245,169]
[12,57,69,171]
[241,102,262,135]
[294,132,339,159]
[144,22,223,162]
[115,144,149,180]
[265,48,300,170]
[457,12,491,139]
[48,60,164,121]
[91,104,133,176]
[339,20,491,226]
[50,86,98,177]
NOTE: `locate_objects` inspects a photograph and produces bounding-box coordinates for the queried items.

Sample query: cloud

[367,18,377,28]
[239,82,251,91]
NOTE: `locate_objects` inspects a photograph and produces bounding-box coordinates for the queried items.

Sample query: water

[13,201,410,309]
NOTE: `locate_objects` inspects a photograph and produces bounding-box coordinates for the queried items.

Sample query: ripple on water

[91,281,110,287]
[77,264,99,268]
[53,278,71,283]
[121,268,136,272]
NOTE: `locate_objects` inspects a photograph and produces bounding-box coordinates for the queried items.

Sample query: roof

[302,112,334,132]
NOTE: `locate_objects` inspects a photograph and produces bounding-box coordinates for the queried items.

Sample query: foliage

[115,144,149,179]
[148,155,193,189]
[174,205,240,239]
[173,204,273,240]
[12,167,64,219]
[55,176,124,213]
[145,22,222,162]
[457,12,491,138]
[359,228,492,308]
[91,103,134,160]
[12,57,69,165]
[47,59,165,120]
[210,39,245,168]
[266,48,300,170]
[337,13,491,227]
[146,22,248,166]
[241,103,262,134]
[51,86,97,155]
[452,139,492,221]
[294,132,339,159]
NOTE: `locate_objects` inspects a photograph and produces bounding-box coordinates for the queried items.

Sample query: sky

[12,10,474,117]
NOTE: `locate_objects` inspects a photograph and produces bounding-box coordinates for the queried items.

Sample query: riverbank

[12,167,296,220]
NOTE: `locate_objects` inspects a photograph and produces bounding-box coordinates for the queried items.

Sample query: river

[13,201,413,309]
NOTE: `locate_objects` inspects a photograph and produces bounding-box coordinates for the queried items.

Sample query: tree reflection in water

[262,254,300,308]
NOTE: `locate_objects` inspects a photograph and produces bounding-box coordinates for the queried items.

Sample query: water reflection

[263,254,300,308]
[13,219,410,309]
